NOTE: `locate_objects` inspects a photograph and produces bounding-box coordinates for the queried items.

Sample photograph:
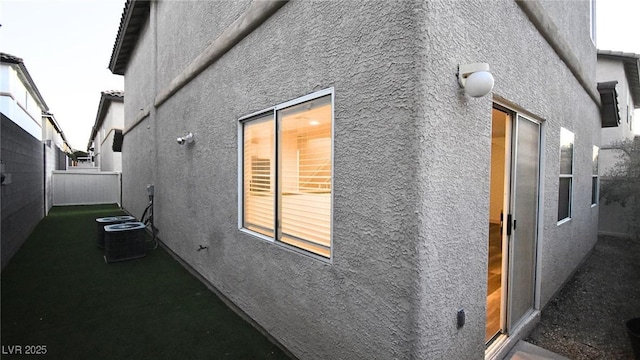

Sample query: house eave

[88,91,124,151]
[108,0,151,76]
[597,50,640,109]
[1,52,50,112]
[42,112,69,145]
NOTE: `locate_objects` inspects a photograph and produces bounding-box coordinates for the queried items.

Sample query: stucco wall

[1,114,44,269]
[155,0,251,91]
[488,0,600,308]
[410,0,599,357]
[99,102,124,172]
[126,1,422,358]
[597,58,635,146]
[123,18,153,131]
[538,0,596,84]
[119,0,599,358]
[100,130,115,172]
[596,58,636,238]
[123,13,155,220]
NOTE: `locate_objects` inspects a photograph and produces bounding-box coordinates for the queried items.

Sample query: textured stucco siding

[411,0,598,357]
[538,0,596,85]
[155,0,252,92]
[124,1,422,358]
[485,0,600,308]
[123,14,155,219]
[122,123,154,220]
[119,0,599,358]
[124,16,153,131]
[1,114,44,269]
[100,102,124,172]
[412,1,493,357]
[100,130,115,172]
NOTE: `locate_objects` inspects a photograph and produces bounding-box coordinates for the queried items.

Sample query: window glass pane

[591,177,598,205]
[592,146,599,175]
[558,177,571,221]
[243,115,275,237]
[559,128,574,175]
[277,95,332,258]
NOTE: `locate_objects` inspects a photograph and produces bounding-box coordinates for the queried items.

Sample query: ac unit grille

[96,216,137,248]
[104,222,146,263]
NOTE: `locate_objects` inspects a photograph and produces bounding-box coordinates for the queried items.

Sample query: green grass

[1,205,290,360]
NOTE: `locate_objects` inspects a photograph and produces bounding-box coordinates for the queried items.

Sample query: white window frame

[591,145,599,207]
[558,127,574,224]
[237,88,334,262]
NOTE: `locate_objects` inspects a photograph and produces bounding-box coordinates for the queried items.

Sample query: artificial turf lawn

[1,205,290,360]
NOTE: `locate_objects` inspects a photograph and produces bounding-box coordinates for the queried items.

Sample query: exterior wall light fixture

[177,132,194,145]
[458,63,494,98]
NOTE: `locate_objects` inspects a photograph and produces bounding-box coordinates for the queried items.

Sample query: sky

[0,0,639,151]
[0,0,124,150]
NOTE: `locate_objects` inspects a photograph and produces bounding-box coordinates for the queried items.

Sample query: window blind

[278,95,332,257]
[243,115,274,237]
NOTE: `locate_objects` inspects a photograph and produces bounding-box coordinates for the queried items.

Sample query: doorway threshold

[485,310,541,360]
[502,340,569,360]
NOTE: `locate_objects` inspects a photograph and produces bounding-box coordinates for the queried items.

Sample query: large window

[240,89,333,259]
[592,145,599,206]
[558,127,574,222]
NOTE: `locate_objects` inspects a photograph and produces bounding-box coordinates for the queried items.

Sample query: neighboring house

[0,52,70,269]
[595,50,640,238]
[43,111,72,212]
[108,1,602,358]
[87,90,124,172]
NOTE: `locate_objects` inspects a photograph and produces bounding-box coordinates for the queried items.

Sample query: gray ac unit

[103,222,147,263]
[96,216,136,248]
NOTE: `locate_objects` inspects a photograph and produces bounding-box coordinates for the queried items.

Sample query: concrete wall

[44,136,55,214]
[55,147,67,171]
[119,0,599,358]
[1,114,44,269]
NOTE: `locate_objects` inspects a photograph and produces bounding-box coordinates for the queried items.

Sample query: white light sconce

[458,63,495,98]
[177,132,194,145]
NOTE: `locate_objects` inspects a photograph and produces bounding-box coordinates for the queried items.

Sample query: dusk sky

[1,0,639,150]
[1,0,124,150]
